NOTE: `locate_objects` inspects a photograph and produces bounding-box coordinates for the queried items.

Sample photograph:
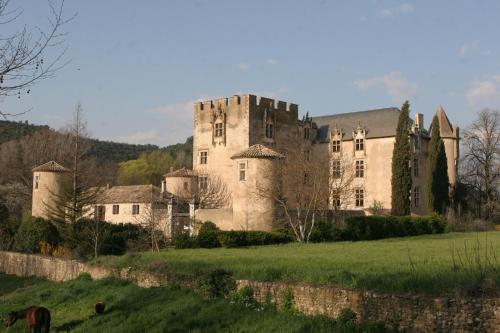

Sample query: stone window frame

[332,195,341,209]
[332,159,341,178]
[355,138,364,151]
[304,127,310,140]
[132,204,140,215]
[238,161,247,182]
[355,188,364,207]
[34,175,40,190]
[211,105,226,146]
[413,186,420,208]
[355,160,365,178]
[112,204,119,215]
[199,175,208,191]
[200,150,208,165]
[332,140,341,152]
[413,158,419,177]
[263,108,276,141]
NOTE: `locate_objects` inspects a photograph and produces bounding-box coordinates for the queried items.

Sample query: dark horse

[4,306,51,333]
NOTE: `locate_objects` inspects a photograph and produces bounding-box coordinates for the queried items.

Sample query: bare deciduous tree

[259,145,329,243]
[134,203,168,252]
[194,172,230,209]
[0,0,72,118]
[328,150,357,220]
[45,103,101,223]
[461,109,500,220]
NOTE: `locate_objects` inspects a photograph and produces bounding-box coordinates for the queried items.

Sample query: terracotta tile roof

[164,167,197,178]
[231,144,285,159]
[95,184,162,204]
[32,161,70,173]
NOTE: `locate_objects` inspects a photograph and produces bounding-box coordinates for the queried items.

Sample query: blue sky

[4,0,500,146]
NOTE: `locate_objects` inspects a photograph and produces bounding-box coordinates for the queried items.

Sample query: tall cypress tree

[391,101,412,215]
[427,116,450,213]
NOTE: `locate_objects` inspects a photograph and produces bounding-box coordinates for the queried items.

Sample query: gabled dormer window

[355,138,364,151]
[332,140,341,152]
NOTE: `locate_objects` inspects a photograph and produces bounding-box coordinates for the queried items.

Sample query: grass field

[94,231,500,295]
[0,273,387,333]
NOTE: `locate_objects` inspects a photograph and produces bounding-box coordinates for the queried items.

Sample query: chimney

[106,183,110,190]
[169,166,174,173]
[415,113,424,129]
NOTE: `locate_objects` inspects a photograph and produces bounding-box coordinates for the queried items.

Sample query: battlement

[194,94,298,114]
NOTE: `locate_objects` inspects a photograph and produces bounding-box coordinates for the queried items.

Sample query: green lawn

[0,273,386,333]
[94,231,500,295]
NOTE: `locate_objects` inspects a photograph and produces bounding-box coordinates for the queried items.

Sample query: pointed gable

[435,106,455,138]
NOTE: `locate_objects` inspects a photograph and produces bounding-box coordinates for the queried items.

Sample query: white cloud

[458,41,492,58]
[354,71,418,102]
[237,63,250,71]
[266,58,278,65]
[115,129,160,145]
[375,3,414,18]
[466,75,500,109]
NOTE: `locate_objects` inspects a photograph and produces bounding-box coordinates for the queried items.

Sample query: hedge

[218,230,293,248]
[344,215,445,241]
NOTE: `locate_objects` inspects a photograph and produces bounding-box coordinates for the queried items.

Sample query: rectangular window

[303,172,309,185]
[332,195,341,208]
[132,204,140,215]
[200,151,208,164]
[355,160,364,178]
[94,205,105,220]
[332,160,341,178]
[305,150,310,162]
[112,205,119,215]
[34,175,39,189]
[355,138,364,151]
[214,123,224,137]
[304,127,310,139]
[239,163,246,181]
[414,158,419,177]
[332,140,341,152]
[265,123,274,138]
[199,176,208,190]
[355,189,364,207]
[414,186,420,208]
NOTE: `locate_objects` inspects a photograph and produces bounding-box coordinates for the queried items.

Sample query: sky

[3,0,500,146]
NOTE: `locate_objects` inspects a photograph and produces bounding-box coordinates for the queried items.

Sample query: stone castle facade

[31,93,459,233]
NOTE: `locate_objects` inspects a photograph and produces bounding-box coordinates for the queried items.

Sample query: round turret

[231,144,284,231]
[163,167,198,198]
[32,161,70,219]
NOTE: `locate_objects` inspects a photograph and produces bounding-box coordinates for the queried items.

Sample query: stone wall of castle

[1,251,498,332]
[32,171,69,219]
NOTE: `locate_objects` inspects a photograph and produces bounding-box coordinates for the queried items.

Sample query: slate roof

[95,184,162,204]
[164,167,197,178]
[231,144,285,159]
[32,161,70,173]
[313,108,403,142]
[435,106,456,138]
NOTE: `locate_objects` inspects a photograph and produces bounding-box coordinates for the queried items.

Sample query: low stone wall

[1,251,499,332]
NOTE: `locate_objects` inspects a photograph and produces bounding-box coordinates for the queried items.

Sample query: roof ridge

[313,107,400,119]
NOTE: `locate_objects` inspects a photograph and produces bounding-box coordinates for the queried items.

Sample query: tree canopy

[391,101,412,215]
[427,116,449,214]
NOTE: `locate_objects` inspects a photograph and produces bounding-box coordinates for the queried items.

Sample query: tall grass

[0,273,388,333]
[94,232,500,295]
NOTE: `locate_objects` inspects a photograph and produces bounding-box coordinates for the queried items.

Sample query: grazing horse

[4,306,51,333]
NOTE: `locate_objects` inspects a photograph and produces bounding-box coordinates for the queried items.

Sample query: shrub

[309,220,344,242]
[218,231,293,248]
[280,288,294,312]
[13,216,61,253]
[230,286,259,308]
[197,221,221,248]
[195,269,236,299]
[173,233,198,249]
[344,215,446,241]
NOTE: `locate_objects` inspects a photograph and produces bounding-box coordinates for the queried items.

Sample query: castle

[32,94,459,233]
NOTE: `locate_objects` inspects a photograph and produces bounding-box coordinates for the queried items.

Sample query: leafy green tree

[427,116,450,213]
[391,101,412,215]
[13,216,61,253]
[117,150,176,185]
